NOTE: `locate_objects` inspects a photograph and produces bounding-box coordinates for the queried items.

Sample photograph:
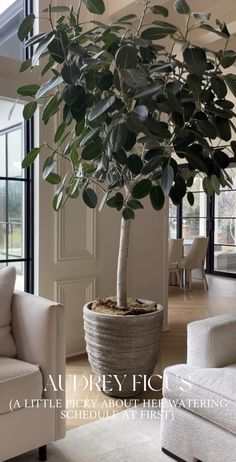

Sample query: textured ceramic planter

[83,301,163,397]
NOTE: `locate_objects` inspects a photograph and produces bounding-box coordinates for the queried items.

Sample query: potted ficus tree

[18,0,236,397]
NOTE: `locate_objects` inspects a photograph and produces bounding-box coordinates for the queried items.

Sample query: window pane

[188,176,203,193]
[215,191,236,219]
[7,128,23,178]
[169,201,177,218]
[8,181,23,259]
[182,218,207,244]
[221,168,236,191]
[183,192,207,218]
[169,218,177,238]
[0,135,6,176]
[0,180,6,260]
[214,245,236,273]
[214,218,236,246]
[0,0,24,61]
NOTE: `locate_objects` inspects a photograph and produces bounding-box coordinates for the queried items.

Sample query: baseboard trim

[162,448,187,462]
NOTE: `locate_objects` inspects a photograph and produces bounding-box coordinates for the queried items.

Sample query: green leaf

[223,74,236,97]
[150,186,165,210]
[134,84,163,99]
[45,173,61,184]
[132,179,152,199]
[192,12,210,21]
[211,175,220,194]
[211,76,227,98]
[107,192,124,210]
[53,190,64,211]
[142,156,162,175]
[152,20,177,34]
[80,128,100,147]
[123,131,136,151]
[48,35,66,64]
[183,47,208,76]
[122,207,135,220]
[150,5,169,17]
[173,0,190,14]
[22,147,40,168]
[17,84,40,97]
[230,141,236,156]
[42,95,60,122]
[218,50,236,69]
[81,140,101,160]
[18,14,35,41]
[42,6,70,12]
[70,149,79,167]
[88,96,115,121]
[127,199,143,209]
[19,58,32,73]
[121,69,148,88]
[215,117,231,141]
[42,157,57,180]
[117,14,137,22]
[110,123,128,152]
[24,33,46,48]
[83,188,97,208]
[115,45,138,69]
[127,155,143,175]
[99,191,109,212]
[132,105,148,122]
[187,74,201,97]
[187,191,194,206]
[202,177,213,197]
[63,86,78,105]
[36,76,63,99]
[23,101,37,120]
[54,123,66,143]
[32,33,55,66]
[113,149,127,164]
[161,165,174,196]
[141,27,171,40]
[83,0,105,15]
[199,24,229,39]
[213,151,230,169]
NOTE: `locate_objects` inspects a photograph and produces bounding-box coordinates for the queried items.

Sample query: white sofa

[161,312,236,462]
[0,289,65,461]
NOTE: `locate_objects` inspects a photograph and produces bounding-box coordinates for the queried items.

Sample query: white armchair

[0,290,66,462]
[161,312,236,462]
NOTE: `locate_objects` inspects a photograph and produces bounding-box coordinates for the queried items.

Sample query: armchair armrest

[11,291,65,438]
[187,312,236,368]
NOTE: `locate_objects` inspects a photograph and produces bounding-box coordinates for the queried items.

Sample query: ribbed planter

[83,301,163,398]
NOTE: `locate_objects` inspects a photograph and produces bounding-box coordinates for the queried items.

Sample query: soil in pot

[91,297,157,316]
[84,298,163,398]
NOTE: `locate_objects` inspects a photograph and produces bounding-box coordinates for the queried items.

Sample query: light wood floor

[66,275,236,430]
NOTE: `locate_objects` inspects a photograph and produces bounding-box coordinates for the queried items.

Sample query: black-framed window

[0,122,34,292]
[169,168,236,277]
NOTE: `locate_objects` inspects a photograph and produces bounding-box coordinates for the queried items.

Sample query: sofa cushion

[0,357,43,415]
[163,363,236,435]
[0,267,17,357]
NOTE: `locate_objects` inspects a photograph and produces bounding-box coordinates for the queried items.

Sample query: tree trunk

[116,217,131,307]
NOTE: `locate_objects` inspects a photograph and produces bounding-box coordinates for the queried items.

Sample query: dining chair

[168,238,184,289]
[179,236,209,290]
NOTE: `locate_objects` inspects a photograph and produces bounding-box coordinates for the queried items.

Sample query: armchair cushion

[0,267,16,357]
[163,363,236,435]
[0,356,43,416]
